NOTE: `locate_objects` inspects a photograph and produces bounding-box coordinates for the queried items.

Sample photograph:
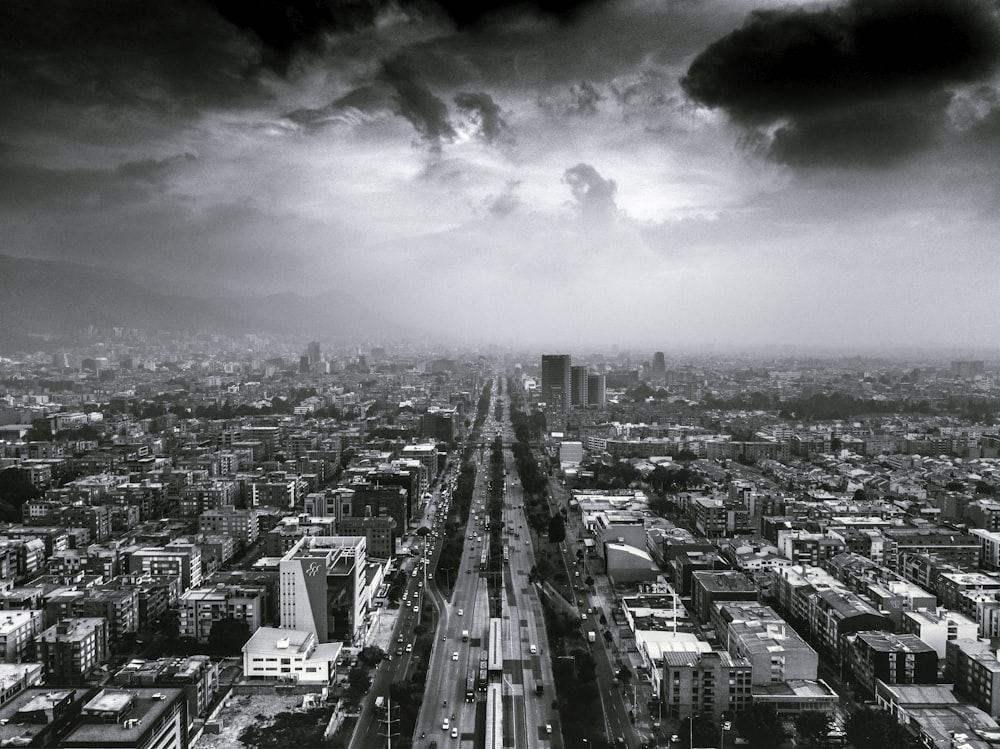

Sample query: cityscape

[5,1,1000,749]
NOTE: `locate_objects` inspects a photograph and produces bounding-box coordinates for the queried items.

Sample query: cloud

[380,56,456,148]
[563,163,618,220]
[454,92,510,145]
[682,0,1000,165]
[487,181,521,217]
[541,80,605,116]
[286,86,395,129]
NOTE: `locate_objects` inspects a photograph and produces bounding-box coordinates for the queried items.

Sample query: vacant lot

[196,692,307,749]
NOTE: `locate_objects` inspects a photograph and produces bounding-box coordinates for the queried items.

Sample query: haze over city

[3,0,1000,349]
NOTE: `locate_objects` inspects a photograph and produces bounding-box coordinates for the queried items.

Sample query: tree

[347,664,370,696]
[845,707,916,749]
[358,645,385,668]
[618,665,633,686]
[852,488,868,501]
[736,703,787,748]
[207,616,251,656]
[795,711,833,746]
[0,468,40,522]
[547,514,566,544]
[603,630,613,645]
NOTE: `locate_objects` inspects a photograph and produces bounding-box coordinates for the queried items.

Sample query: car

[412,570,418,577]
[413,605,419,612]
[452,651,459,661]
[442,718,450,730]
[529,644,537,654]
[581,613,588,620]
[457,609,463,616]
[396,647,403,656]
[397,635,404,643]
[405,643,413,653]
[545,724,553,735]
[451,727,458,738]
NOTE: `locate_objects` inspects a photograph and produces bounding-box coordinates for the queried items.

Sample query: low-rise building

[36,617,108,683]
[242,626,341,684]
[61,687,188,749]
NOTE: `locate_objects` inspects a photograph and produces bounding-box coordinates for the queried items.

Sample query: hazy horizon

[3,1,1000,349]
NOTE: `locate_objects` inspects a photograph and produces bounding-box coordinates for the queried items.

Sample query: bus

[478,657,489,691]
[465,669,476,702]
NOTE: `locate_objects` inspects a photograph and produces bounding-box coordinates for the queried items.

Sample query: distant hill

[0,254,411,349]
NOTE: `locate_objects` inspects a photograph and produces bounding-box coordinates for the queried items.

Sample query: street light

[720,720,732,749]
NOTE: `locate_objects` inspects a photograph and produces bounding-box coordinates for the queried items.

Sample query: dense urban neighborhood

[2,336,1000,749]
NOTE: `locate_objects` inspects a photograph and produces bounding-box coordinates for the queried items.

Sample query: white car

[442,718,450,730]
[457,609,464,616]
[529,644,537,654]
[451,727,459,738]
[452,651,459,661]
[413,605,419,612]
[405,643,412,652]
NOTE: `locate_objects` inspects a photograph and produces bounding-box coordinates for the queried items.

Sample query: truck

[587,631,596,643]
[462,630,469,642]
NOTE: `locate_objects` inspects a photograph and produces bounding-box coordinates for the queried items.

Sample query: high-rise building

[307,341,321,366]
[652,351,666,378]
[586,373,606,408]
[541,355,571,412]
[279,536,367,644]
[570,365,589,408]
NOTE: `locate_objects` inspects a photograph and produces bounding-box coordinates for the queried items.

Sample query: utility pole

[376,695,400,749]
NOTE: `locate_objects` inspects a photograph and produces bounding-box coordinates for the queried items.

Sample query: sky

[3,0,1000,350]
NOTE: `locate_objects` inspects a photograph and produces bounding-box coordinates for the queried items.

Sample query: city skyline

[3,0,1000,349]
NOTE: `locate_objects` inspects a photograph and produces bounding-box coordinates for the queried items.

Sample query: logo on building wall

[305,561,322,576]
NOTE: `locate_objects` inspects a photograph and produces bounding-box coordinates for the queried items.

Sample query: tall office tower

[652,351,666,378]
[541,355,571,412]
[307,341,321,366]
[587,373,606,408]
[279,536,367,643]
[570,365,589,408]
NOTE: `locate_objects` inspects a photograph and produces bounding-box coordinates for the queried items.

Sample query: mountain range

[0,254,411,350]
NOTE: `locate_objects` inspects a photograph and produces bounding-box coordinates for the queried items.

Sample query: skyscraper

[652,351,666,378]
[587,372,606,408]
[307,341,321,366]
[541,355,571,412]
[571,365,589,408]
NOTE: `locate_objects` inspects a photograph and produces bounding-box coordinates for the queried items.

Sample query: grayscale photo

[1,1,999,748]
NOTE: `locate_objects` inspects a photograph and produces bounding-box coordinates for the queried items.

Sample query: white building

[900,608,977,661]
[243,627,341,684]
[279,535,368,644]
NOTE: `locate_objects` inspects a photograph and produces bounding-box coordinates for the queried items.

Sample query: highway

[412,382,501,747]
[360,378,564,749]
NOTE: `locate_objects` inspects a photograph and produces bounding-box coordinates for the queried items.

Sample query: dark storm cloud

[286,86,395,129]
[380,58,456,146]
[0,1,265,115]
[208,0,601,53]
[682,0,1000,165]
[0,151,194,212]
[563,163,618,220]
[454,92,509,144]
